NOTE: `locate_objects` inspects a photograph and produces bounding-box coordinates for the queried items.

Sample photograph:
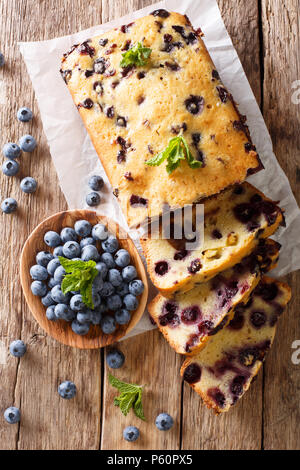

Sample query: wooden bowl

[20,210,148,349]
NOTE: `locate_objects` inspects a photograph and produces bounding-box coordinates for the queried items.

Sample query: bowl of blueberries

[20,210,148,349]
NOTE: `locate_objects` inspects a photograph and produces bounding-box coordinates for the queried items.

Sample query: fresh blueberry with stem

[63,240,81,259]
[20,177,37,194]
[100,252,116,269]
[70,294,85,312]
[44,231,61,248]
[129,279,144,296]
[1,198,17,214]
[30,264,48,281]
[114,249,130,268]
[92,223,108,241]
[115,308,131,325]
[123,426,139,442]
[31,280,47,297]
[55,304,75,321]
[0,52,4,67]
[53,265,66,283]
[19,134,37,152]
[60,227,78,243]
[58,381,77,399]
[155,413,174,431]
[74,219,92,237]
[99,281,115,298]
[42,292,55,307]
[46,305,57,321]
[123,294,138,311]
[51,285,70,304]
[106,294,122,311]
[86,192,101,207]
[71,319,90,335]
[17,107,33,122]
[102,235,119,254]
[2,142,21,159]
[47,258,61,276]
[108,269,123,287]
[106,349,125,369]
[2,159,19,176]
[36,251,53,267]
[81,244,100,262]
[122,265,137,282]
[9,340,27,358]
[4,407,20,424]
[88,175,104,191]
[101,315,116,334]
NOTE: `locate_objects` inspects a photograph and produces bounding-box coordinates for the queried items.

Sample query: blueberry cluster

[30,219,144,336]
[86,174,104,207]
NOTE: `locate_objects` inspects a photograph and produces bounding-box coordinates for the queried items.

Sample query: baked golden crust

[61,10,262,228]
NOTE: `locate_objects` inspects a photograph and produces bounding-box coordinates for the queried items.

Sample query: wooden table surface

[0,0,299,450]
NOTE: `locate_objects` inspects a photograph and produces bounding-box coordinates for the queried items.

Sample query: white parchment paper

[19,0,300,339]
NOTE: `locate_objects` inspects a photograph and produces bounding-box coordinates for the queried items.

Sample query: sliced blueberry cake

[181,277,291,413]
[141,182,283,295]
[148,239,280,355]
[60,10,261,228]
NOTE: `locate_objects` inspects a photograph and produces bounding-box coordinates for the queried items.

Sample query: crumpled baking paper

[19,0,300,340]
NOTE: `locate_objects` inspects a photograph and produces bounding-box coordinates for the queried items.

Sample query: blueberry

[90,308,103,325]
[4,407,20,424]
[2,142,21,159]
[108,269,123,287]
[53,265,66,283]
[0,52,4,67]
[1,198,17,214]
[20,177,37,194]
[70,294,85,311]
[102,235,119,253]
[99,282,115,298]
[88,175,104,191]
[92,292,101,308]
[95,261,108,279]
[86,192,101,206]
[31,280,47,297]
[48,277,59,289]
[123,426,139,442]
[93,274,104,292]
[47,258,61,276]
[80,237,95,249]
[42,292,55,307]
[155,413,174,431]
[58,381,77,399]
[36,251,53,267]
[92,223,108,241]
[129,279,144,296]
[51,285,70,304]
[122,265,137,282]
[106,349,125,369]
[19,134,37,152]
[116,282,129,297]
[2,159,19,176]
[71,319,90,335]
[100,315,116,334]
[107,294,122,311]
[115,308,131,325]
[74,219,92,237]
[53,245,64,257]
[44,231,61,248]
[55,304,75,321]
[30,264,48,281]
[60,227,78,243]
[46,305,57,321]
[114,249,130,268]
[101,252,116,269]
[9,340,27,358]
[63,240,81,259]
[81,244,100,262]
[17,107,33,122]
[77,311,92,324]
[123,294,138,311]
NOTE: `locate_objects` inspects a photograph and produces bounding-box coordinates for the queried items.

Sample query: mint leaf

[120,42,152,68]
[145,136,202,174]
[109,374,146,421]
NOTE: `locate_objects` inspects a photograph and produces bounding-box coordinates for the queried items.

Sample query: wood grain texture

[261,0,300,450]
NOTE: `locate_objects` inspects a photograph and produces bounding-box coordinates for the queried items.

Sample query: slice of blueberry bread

[181,277,291,413]
[148,239,280,355]
[60,10,262,228]
[141,182,283,296]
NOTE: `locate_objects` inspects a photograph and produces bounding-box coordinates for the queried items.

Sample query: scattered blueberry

[71,319,90,335]
[101,252,116,269]
[55,304,75,321]
[9,340,27,358]
[2,142,21,159]
[60,227,78,243]
[88,175,104,191]
[123,294,138,311]
[114,249,130,268]
[129,279,144,296]
[31,280,47,297]
[51,285,70,304]
[86,192,101,207]
[36,251,53,267]
[44,231,61,248]
[42,291,55,307]
[53,245,64,257]
[92,223,108,241]
[47,258,61,276]
[74,219,92,237]
[99,281,115,298]
[17,107,33,122]
[70,294,85,312]
[46,305,57,321]
[0,52,4,67]
[2,159,19,176]
[102,235,119,253]
[107,294,122,311]
[19,134,37,152]
[58,381,77,399]
[123,426,139,442]
[95,261,108,279]
[106,349,125,369]
[155,413,174,431]
[108,269,123,287]
[100,315,116,334]
[1,198,17,214]
[53,265,66,283]
[81,244,100,262]
[80,237,95,248]
[63,240,81,259]
[20,177,37,194]
[30,264,48,281]
[4,407,20,424]
[115,308,131,325]
[122,265,137,282]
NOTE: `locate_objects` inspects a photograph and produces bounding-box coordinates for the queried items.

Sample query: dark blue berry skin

[58,381,77,399]
[92,223,108,241]
[20,177,37,194]
[92,292,101,308]
[55,304,75,322]
[95,261,108,279]
[88,175,104,191]
[70,294,85,312]
[77,311,92,324]
[115,308,131,325]
[44,231,61,248]
[155,413,174,431]
[81,244,100,262]
[114,249,130,268]
[74,220,92,237]
[106,349,125,369]
[53,245,64,257]
[71,319,90,335]
[2,142,21,159]
[99,282,115,298]
[0,52,4,67]
[1,198,18,214]
[90,308,103,325]
[31,281,47,297]
[101,315,116,334]
[116,282,129,297]
[42,292,55,307]
[9,340,27,358]
[93,274,104,293]
[63,241,81,259]
[4,407,20,424]
[100,252,116,269]
[107,294,122,311]
[129,279,144,296]
[19,134,37,152]
[48,277,60,289]
[36,251,53,267]
[80,237,95,249]
[53,265,66,283]
[123,294,138,311]
[51,285,70,304]
[30,264,48,281]
[46,305,57,321]
[123,426,139,442]
[102,235,119,254]
[122,265,137,282]
[17,107,33,122]
[60,227,78,243]
[47,258,61,276]
[86,192,101,207]
[2,159,19,176]
[108,269,123,287]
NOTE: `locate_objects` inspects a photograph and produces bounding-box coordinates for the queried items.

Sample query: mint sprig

[145,136,203,175]
[120,42,152,68]
[59,256,99,309]
[109,374,146,421]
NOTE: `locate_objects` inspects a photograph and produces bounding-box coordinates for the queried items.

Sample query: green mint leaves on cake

[145,136,203,174]
[120,42,152,68]
[109,374,146,421]
[59,257,99,309]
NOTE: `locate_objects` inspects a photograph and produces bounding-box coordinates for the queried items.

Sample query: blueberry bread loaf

[148,239,280,355]
[181,277,291,413]
[141,183,283,296]
[60,10,262,228]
